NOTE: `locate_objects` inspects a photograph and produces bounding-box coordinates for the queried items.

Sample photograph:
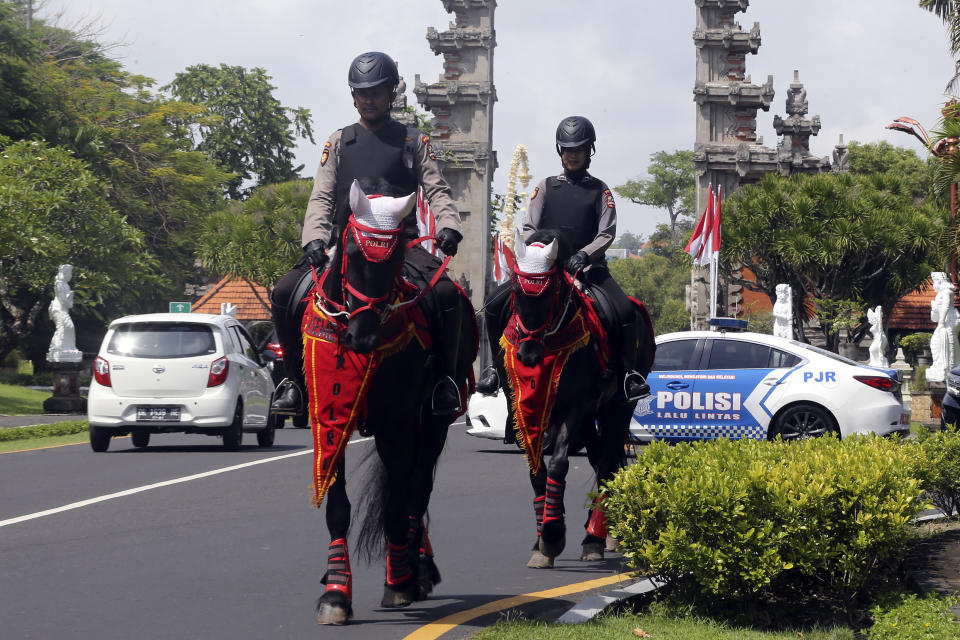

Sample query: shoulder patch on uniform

[531,186,540,201]
[603,189,616,208]
[320,141,331,166]
[420,134,437,161]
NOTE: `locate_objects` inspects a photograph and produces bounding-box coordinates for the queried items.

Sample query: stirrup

[431,375,462,416]
[272,378,304,415]
[475,366,500,396]
[623,371,650,402]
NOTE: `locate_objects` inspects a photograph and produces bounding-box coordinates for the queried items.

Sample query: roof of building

[191,276,272,322]
[887,280,936,332]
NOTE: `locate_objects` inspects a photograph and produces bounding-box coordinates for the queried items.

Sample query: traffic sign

[169,302,192,313]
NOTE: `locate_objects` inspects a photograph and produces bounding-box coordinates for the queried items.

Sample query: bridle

[511,265,575,348]
[313,211,450,325]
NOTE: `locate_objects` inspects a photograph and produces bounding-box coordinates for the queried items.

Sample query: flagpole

[710,255,718,319]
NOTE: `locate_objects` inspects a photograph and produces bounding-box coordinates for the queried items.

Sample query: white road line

[0,437,375,528]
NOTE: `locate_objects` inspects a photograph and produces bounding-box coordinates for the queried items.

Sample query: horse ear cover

[348,179,416,230]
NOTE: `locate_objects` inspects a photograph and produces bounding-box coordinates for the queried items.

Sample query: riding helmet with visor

[348,51,400,90]
[555,116,596,156]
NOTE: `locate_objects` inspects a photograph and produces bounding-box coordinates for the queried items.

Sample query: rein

[312,215,450,326]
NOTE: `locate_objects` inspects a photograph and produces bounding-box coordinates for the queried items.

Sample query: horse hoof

[315,593,352,625]
[580,541,604,561]
[381,581,417,608]
[605,534,619,553]
[527,550,554,569]
[417,556,441,600]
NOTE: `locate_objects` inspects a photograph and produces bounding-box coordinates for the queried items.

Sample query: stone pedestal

[913,381,947,430]
[43,361,87,414]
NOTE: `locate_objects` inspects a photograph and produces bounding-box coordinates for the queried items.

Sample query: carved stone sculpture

[772,283,793,340]
[867,305,889,368]
[46,264,83,363]
[927,272,960,382]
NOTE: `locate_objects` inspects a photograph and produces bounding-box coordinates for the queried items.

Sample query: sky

[42,0,957,239]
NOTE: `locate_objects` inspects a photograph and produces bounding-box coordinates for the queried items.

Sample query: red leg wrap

[543,477,565,526]
[533,495,545,536]
[586,491,607,538]
[386,542,412,586]
[325,538,352,600]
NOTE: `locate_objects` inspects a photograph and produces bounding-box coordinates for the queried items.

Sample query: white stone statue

[927,271,960,382]
[46,264,83,363]
[772,283,793,340]
[867,305,889,368]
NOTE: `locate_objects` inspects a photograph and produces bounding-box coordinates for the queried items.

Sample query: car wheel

[276,415,286,429]
[772,403,836,440]
[90,425,112,452]
[257,412,278,448]
[222,401,244,451]
[131,431,150,448]
[293,412,308,429]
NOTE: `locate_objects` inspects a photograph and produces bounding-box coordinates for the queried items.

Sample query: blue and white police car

[631,330,910,442]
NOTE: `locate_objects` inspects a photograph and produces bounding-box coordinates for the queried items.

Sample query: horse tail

[354,444,389,565]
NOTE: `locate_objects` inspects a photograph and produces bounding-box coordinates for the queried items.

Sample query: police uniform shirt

[523,172,617,265]
[302,122,461,248]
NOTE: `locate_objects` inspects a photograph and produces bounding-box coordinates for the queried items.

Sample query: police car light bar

[709,317,749,331]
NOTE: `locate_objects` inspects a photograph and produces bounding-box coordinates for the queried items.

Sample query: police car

[632,330,910,442]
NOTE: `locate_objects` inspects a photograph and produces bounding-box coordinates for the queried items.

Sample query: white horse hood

[349,180,416,230]
[514,229,558,274]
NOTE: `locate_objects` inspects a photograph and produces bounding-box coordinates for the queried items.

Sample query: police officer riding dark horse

[270,51,466,420]
[478,116,650,402]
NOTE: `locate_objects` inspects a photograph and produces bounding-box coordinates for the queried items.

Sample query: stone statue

[772,283,793,340]
[927,272,960,382]
[832,134,850,173]
[867,305,889,368]
[46,264,83,363]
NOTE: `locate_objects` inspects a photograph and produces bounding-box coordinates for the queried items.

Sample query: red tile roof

[192,276,272,322]
[887,280,936,331]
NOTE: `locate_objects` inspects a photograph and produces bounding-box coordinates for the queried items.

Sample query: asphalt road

[0,423,635,640]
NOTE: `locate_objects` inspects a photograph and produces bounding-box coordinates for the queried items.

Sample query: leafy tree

[848,141,937,201]
[0,138,156,362]
[611,232,643,255]
[647,219,696,260]
[614,150,695,239]
[919,0,960,91]
[723,171,946,350]
[196,179,311,306]
[609,253,690,335]
[165,64,315,198]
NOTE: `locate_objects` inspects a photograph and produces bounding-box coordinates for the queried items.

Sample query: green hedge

[910,425,960,517]
[604,436,923,604]
[0,421,88,441]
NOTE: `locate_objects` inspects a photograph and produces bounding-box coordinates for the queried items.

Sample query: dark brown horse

[491,229,654,568]
[304,180,475,624]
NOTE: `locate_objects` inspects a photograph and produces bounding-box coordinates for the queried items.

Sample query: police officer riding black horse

[270,51,466,419]
[478,116,650,402]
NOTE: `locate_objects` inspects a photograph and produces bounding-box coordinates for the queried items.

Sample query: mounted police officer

[477,116,648,401]
[270,51,464,417]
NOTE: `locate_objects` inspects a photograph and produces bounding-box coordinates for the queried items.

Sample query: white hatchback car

[87,313,278,452]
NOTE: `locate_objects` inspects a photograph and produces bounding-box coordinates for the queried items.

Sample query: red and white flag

[416,188,437,255]
[493,233,516,284]
[685,184,722,267]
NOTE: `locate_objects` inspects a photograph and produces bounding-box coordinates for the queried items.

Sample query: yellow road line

[403,571,636,640]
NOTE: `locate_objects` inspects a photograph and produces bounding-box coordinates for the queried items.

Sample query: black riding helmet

[348,51,400,90]
[555,116,596,156]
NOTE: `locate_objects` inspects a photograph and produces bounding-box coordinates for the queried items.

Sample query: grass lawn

[0,383,49,415]
[473,605,856,640]
[0,431,90,453]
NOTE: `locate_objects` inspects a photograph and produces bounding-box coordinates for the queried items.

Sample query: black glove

[564,251,589,275]
[303,239,328,270]
[436,228,462,257]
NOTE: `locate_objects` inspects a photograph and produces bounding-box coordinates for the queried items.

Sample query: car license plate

[136,406,180,422]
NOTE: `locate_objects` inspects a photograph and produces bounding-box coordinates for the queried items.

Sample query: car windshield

[789,340,859,366]
[107,322,216,358]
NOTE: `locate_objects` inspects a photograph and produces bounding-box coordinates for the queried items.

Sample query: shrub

[899,333,932,356]
[0,420,87,441]
[867,591,960,639]
[910,425,960,517]
[604,436,924,605]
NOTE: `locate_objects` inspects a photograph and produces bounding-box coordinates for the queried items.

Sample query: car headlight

[948,372,960,395]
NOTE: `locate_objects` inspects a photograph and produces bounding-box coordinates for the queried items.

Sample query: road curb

[557,576,663,624]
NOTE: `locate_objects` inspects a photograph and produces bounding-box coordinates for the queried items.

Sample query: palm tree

[921,0,960,91]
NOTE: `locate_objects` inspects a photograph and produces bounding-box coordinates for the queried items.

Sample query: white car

[87,313,278,452]
[633,330,910,442]
[466,330,910,446]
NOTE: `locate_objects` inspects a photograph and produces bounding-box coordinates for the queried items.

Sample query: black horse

[490,229,654,568]
[304,180,476,624]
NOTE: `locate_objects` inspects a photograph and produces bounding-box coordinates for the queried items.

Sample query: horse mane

[525,229,573,270]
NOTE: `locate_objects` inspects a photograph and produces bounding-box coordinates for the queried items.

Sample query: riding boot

[272,377,304,414]
[475,366,500,396]
[270,269,309,416]
[431,285,464,417]
[619,320,649,401]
